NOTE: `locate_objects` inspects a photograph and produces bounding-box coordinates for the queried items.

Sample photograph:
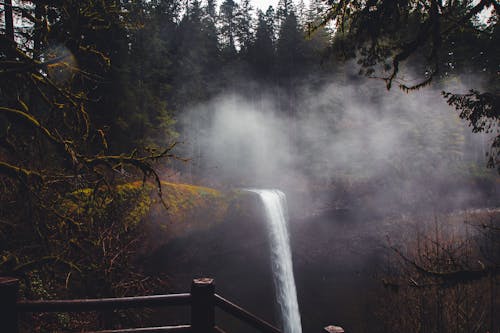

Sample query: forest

[1,0,499,332]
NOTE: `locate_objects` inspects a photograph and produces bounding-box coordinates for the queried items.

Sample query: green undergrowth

[62,181,153,228]
[155,181,229,224]
[63,180,232,235]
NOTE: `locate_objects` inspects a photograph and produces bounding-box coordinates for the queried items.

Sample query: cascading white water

[248,189,302,333]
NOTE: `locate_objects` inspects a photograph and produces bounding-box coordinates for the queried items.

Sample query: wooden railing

[0,277,344,333]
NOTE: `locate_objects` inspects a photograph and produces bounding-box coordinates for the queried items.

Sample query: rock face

[144,191,281,332]
[143,181,231,251]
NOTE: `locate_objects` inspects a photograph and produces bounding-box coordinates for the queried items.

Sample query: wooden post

[0,277,19,333]
[324,325,345,333]
[191,278,215,333]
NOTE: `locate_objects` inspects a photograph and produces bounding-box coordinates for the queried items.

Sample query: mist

[172,73,499,332]
[179,75,496,216]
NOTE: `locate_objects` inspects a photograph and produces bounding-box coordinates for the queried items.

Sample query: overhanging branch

[391,245,497,285]
[0,161,42,182]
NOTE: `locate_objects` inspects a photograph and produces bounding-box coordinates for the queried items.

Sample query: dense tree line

[2,1,497,180]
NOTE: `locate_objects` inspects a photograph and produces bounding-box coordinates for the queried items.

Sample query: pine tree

[250,10,276,79]
[265,6,277,42]
[206,0,217,19]
[307,0,327,25]
[236,0,254,54]
[276,0,295,28]
[219,0,239,55]
[276,11,306,78]
[173,0,205,101]
[296,0,307,28]
[202,0,222,95]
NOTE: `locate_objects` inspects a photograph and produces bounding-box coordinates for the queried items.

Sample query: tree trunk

[34,2,47,59]
[4,0,14,41]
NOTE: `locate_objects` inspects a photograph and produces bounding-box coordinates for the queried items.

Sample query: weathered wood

[213,326,228,333]
[214,294,281,333]
[84,325,192,332]
[0,277,19,333]
[323,325,345,333]
[16,293,191,312]
[190,278,215,333]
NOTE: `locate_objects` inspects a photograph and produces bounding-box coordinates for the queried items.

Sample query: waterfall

[249,189,302,333]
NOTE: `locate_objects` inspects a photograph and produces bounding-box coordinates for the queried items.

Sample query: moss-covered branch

[0,161,42,182]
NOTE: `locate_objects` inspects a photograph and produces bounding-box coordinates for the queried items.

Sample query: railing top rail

[214,294,281,333]
[84,325,192,333]
[16,293,191,313]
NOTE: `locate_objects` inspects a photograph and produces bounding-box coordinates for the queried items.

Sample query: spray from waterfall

[248,189,302,333]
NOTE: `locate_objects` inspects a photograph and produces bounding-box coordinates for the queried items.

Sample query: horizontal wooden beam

[16,294,191,313]
[85,326,192,333]
[214,294,281,333]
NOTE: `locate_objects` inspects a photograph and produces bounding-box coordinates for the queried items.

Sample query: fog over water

[180,75,495,214]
